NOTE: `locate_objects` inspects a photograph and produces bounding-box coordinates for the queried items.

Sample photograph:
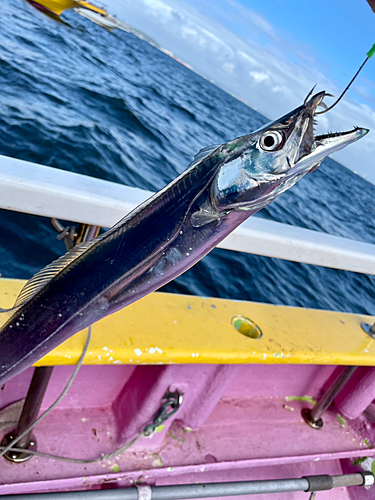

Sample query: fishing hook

[316,54,370,115]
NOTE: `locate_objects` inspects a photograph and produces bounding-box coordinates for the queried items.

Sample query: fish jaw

[293,127,369,173]
[211,92,369,213]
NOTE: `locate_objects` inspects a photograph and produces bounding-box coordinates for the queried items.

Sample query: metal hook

[315,56,369,115]
[143,390,183,436]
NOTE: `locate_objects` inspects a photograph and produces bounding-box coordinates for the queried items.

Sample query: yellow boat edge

[1,278,374,367]
[76,0,106,15]
[26,0,106,17]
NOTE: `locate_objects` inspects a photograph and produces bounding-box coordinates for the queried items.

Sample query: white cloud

[249,71,269,84]
[226,0,277,39]
[238,50,258,66]
[181,26,198,38]
[143,0,173,20]
[223,62,234,74]
[247,11,276,37]
[106,0,375,183]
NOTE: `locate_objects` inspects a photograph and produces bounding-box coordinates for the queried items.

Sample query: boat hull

[0,281,374,498]
[74,7,118,30]
[25,0,76,16]
[24,0,106,16]
[0,362,374,499]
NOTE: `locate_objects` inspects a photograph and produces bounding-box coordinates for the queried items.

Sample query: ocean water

[0,0,374,316]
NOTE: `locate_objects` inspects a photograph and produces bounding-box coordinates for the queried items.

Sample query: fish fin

[12,239,97,310]
[188,144,220,168]
[191,208,221,228]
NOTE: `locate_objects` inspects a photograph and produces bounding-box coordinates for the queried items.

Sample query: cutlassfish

[0,91,368,383]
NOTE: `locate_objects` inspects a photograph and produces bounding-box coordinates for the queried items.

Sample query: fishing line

[0,325,171,464]
[0,432,143,464]
[0,325,92,460]
[316,43,375,115]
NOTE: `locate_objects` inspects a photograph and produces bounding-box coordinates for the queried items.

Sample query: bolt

[361,322,375,339]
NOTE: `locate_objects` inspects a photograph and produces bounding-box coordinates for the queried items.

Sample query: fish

[0,91,368,383]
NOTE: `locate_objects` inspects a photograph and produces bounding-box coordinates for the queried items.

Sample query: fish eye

[259,131,283,151]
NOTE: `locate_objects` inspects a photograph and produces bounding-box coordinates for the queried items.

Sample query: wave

[1,0,374,315]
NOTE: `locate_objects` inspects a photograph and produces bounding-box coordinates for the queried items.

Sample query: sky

[104,0,375,184]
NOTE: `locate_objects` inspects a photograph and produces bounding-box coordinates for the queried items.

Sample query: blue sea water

[0,0,374,316]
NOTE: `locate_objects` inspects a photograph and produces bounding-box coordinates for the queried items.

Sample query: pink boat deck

[1,363,375,498]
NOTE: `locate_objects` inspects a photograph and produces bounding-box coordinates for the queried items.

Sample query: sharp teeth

[315,128,357,141]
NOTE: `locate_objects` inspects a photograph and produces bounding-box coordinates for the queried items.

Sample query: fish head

[212,91,368,213]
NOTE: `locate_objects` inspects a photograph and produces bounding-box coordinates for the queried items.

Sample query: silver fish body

[0,92,368,383]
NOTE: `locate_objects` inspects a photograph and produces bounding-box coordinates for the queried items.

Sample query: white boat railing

[1,154,374,275]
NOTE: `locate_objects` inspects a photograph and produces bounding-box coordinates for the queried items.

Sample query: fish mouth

[315,128,365,141]
[293,91,369,171]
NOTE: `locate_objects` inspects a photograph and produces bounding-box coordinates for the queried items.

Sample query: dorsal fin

[188,144,220,169]
[0,235,103,330]
[8,238,98,315]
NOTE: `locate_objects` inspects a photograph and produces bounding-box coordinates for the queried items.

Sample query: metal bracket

[143,390,183,436]
[136,485,152,500]
[301,366,357,429]
[361,322,375,340]
[301,408,323,429]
